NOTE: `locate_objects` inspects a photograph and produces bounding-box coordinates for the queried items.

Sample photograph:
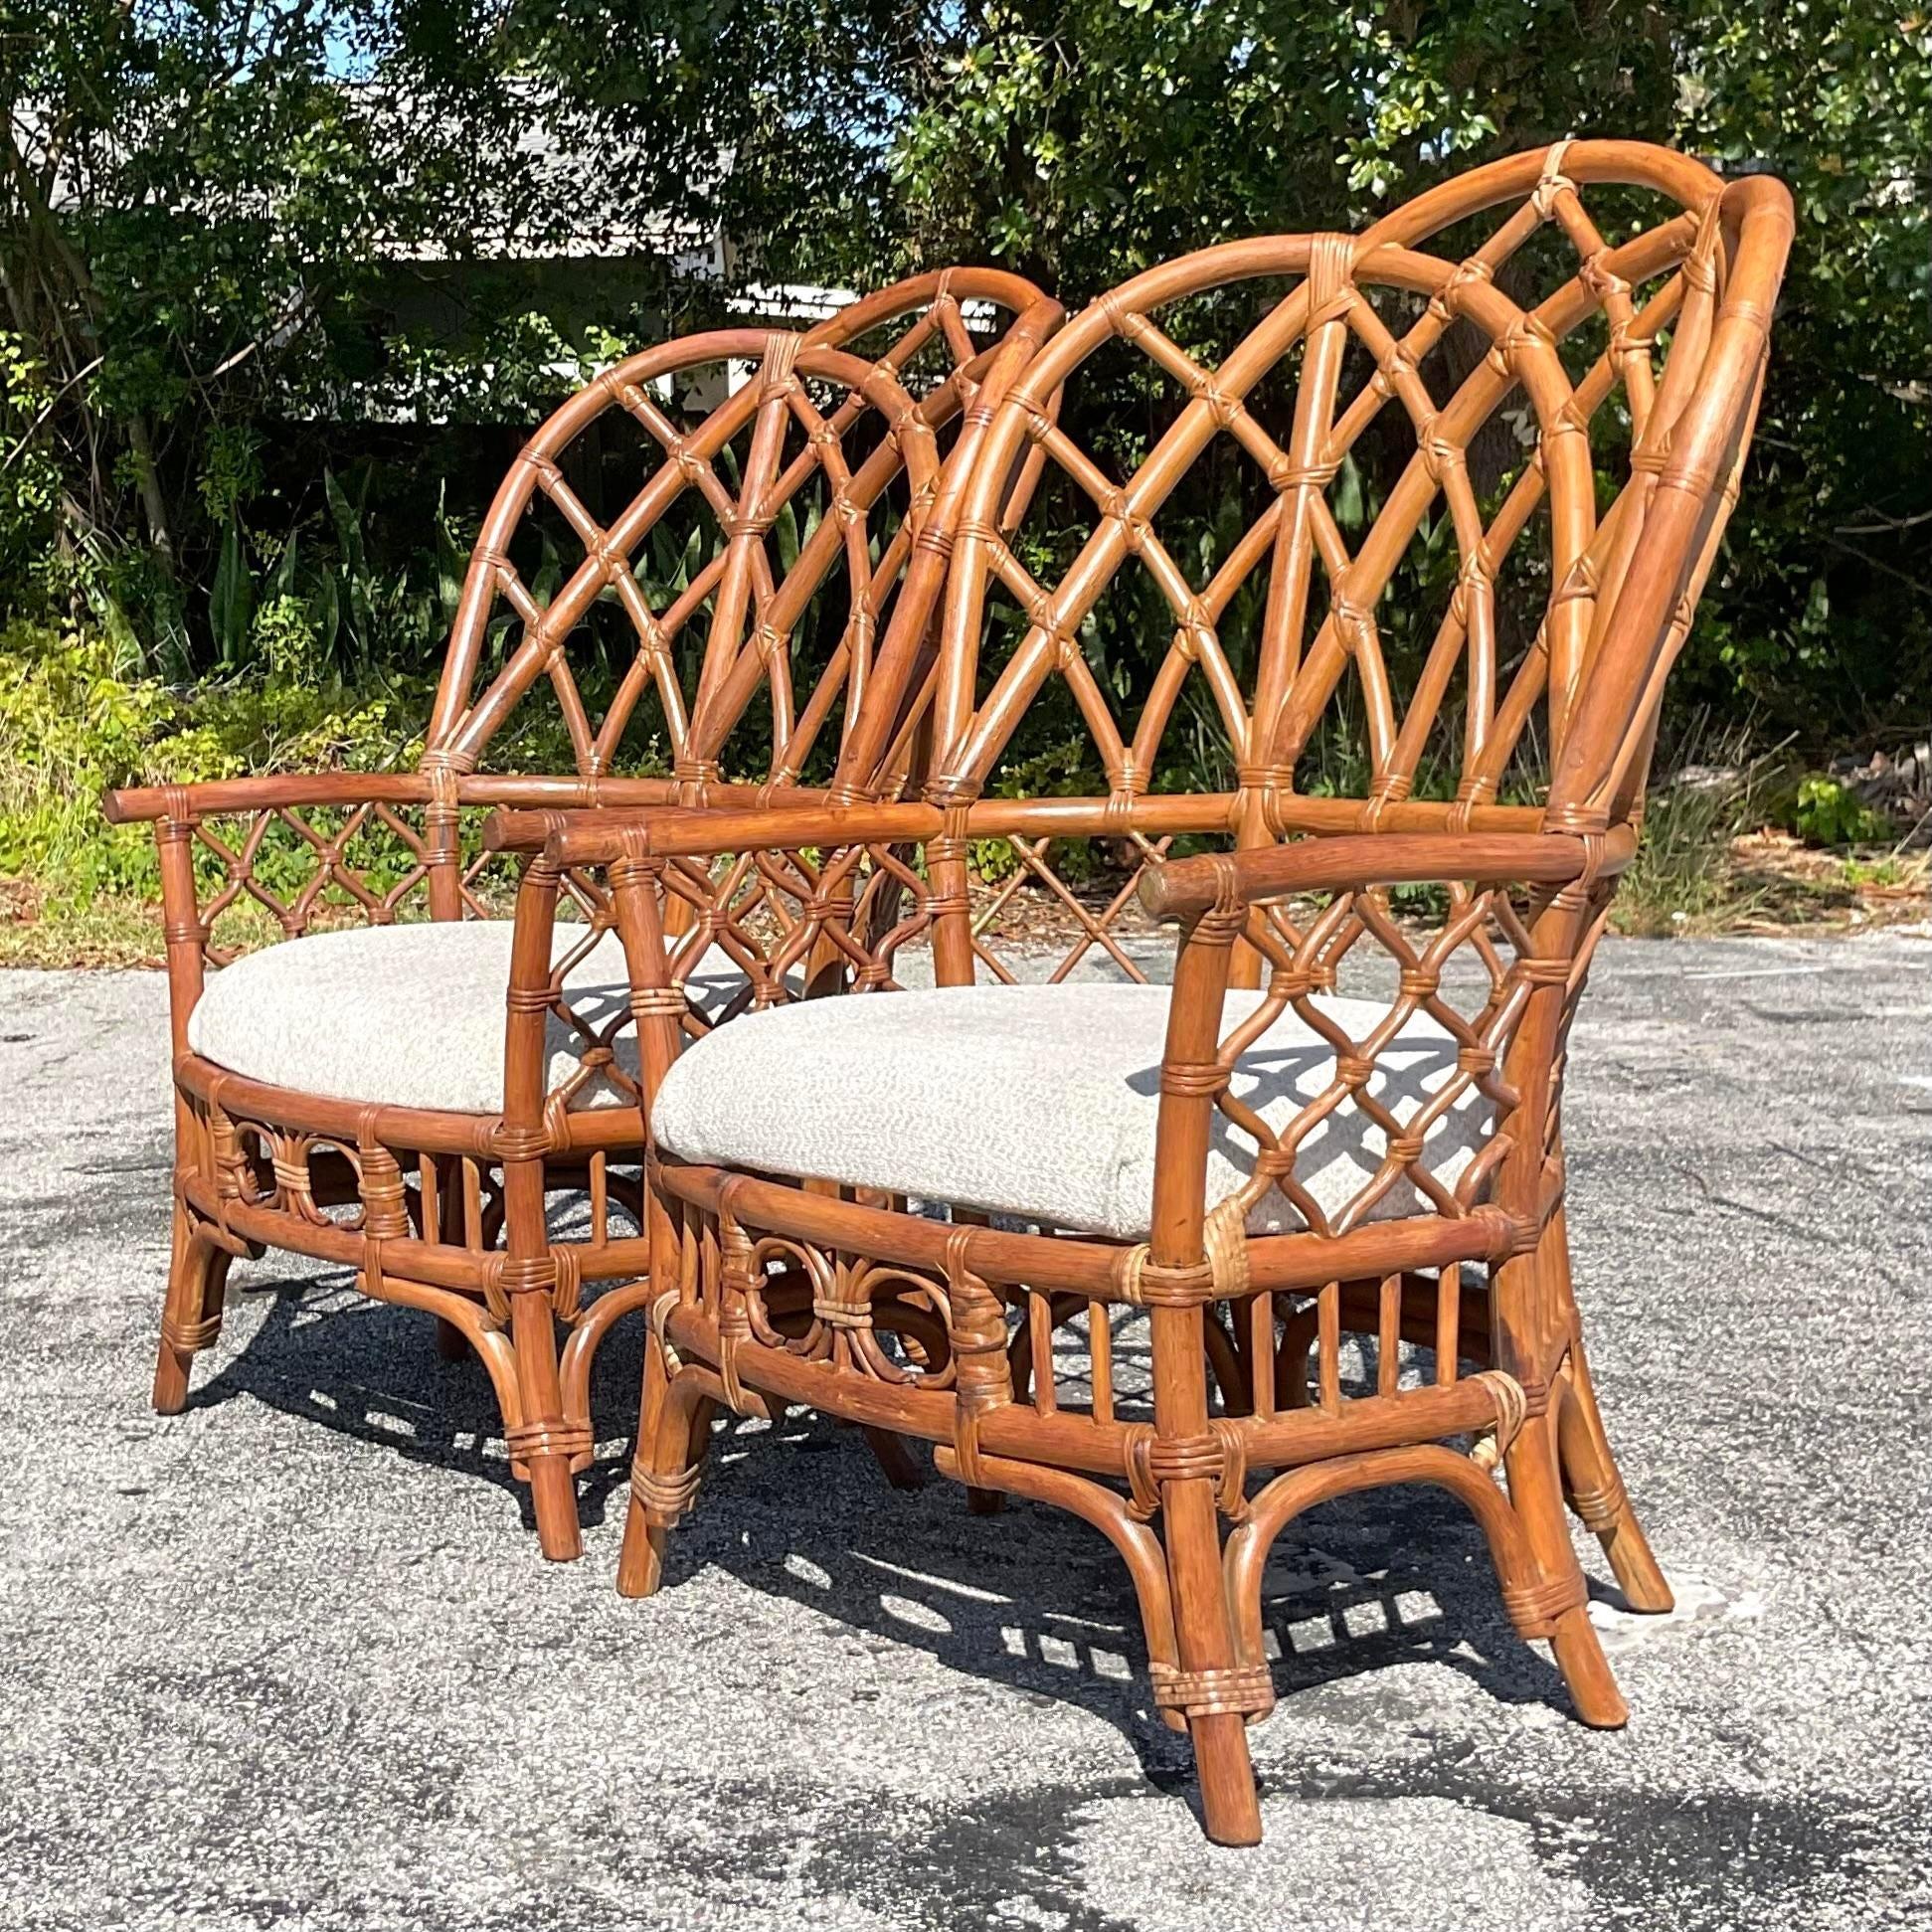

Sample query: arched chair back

[912,141,1778,989]
[427,270,1058,800]
[413,271,1060,960]
[121,272,1056,966]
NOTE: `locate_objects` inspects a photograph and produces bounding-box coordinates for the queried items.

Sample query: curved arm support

[1222,1442,1534,1668]
[1138,825,1638,924]
[102,769,798,827]
[933,1441,1181,1689]
[484,796,938,861]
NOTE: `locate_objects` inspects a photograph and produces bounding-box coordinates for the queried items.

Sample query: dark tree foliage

[864,2,1931,746]
[2,0,1926,749]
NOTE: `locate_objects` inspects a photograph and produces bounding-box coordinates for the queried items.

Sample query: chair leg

[1538,1210,1672,1612]
[524,1453,580,1560]
[1558,1337,1674,1613]
[429,1158,471,1364]
[152,1204,233,1414]
[1161,1483,1265,1846]
[1502,1404,1629,1729]
[506,1290,583,1562]
[616,1333,715,1599]
[860,1425,927,1491]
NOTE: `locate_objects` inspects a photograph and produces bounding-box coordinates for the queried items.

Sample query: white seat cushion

[188,922,753,1116]
[651,983,1495,1240]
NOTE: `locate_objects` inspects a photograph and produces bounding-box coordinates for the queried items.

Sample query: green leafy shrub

[1841,856,1903,889]
[0,620,425,910]
[1787,775,1890,848]
[1613,746,1781,937]
[971,735,1109,885]
[0,622,181,900]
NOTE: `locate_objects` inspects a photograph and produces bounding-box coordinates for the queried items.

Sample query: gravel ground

[1,930,1929,1931]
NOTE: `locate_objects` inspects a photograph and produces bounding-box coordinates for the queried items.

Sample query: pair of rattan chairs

[108,140,1791,1844]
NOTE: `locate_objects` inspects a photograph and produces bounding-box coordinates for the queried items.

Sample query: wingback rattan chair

[103,269,1060,1561]
[488,140,1791,1836]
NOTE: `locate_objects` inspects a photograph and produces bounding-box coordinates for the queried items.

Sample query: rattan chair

[488,139,1791,1837]
[103,269,1060,1561]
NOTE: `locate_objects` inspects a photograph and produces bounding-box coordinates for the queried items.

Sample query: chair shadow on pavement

[180,1265,642,1535]
[185,1267,1601,1788]
[660,1407,1598,1791]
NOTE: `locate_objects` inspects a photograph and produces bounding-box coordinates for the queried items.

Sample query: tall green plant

[1,0,863,670]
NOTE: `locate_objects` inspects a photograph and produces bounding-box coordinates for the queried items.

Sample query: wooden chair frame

[490,141,1792,1840]
[104,269,1061,1561]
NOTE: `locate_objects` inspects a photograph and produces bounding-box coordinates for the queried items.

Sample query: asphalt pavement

[1,930,1928,1930]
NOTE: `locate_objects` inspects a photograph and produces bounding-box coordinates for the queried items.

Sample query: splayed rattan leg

[1501,1404,1628,1729]
[1159,1481,1265,1845]
[152,1204,233,1414]
[860,1425,927,1490]
[616,1334,715,1598]
[429,1156,470,1364]
[1202,1311,1251,1416]
[523,1446,579,1560]
[1537,1208,1671,1611]
[505,1287,584,1562]
[1557,1337,1673,1613]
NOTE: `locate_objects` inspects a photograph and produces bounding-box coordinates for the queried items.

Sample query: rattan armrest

[484,799,945,865]
[102,773,444,824]
[1136,825,1638,922]
[101,771,809,826]
[485,790,1244,863]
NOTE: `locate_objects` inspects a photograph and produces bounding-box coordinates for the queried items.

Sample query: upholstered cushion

[650,983,1494,1241]
[187,921,750,1116]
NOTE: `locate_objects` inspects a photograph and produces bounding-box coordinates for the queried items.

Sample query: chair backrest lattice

[786,141,1787,995]
[173,273,1057,966]
[427,270,1058,794]
[185,334,959,965]
[632,146,1789,1013]
[918,143,1774,878]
